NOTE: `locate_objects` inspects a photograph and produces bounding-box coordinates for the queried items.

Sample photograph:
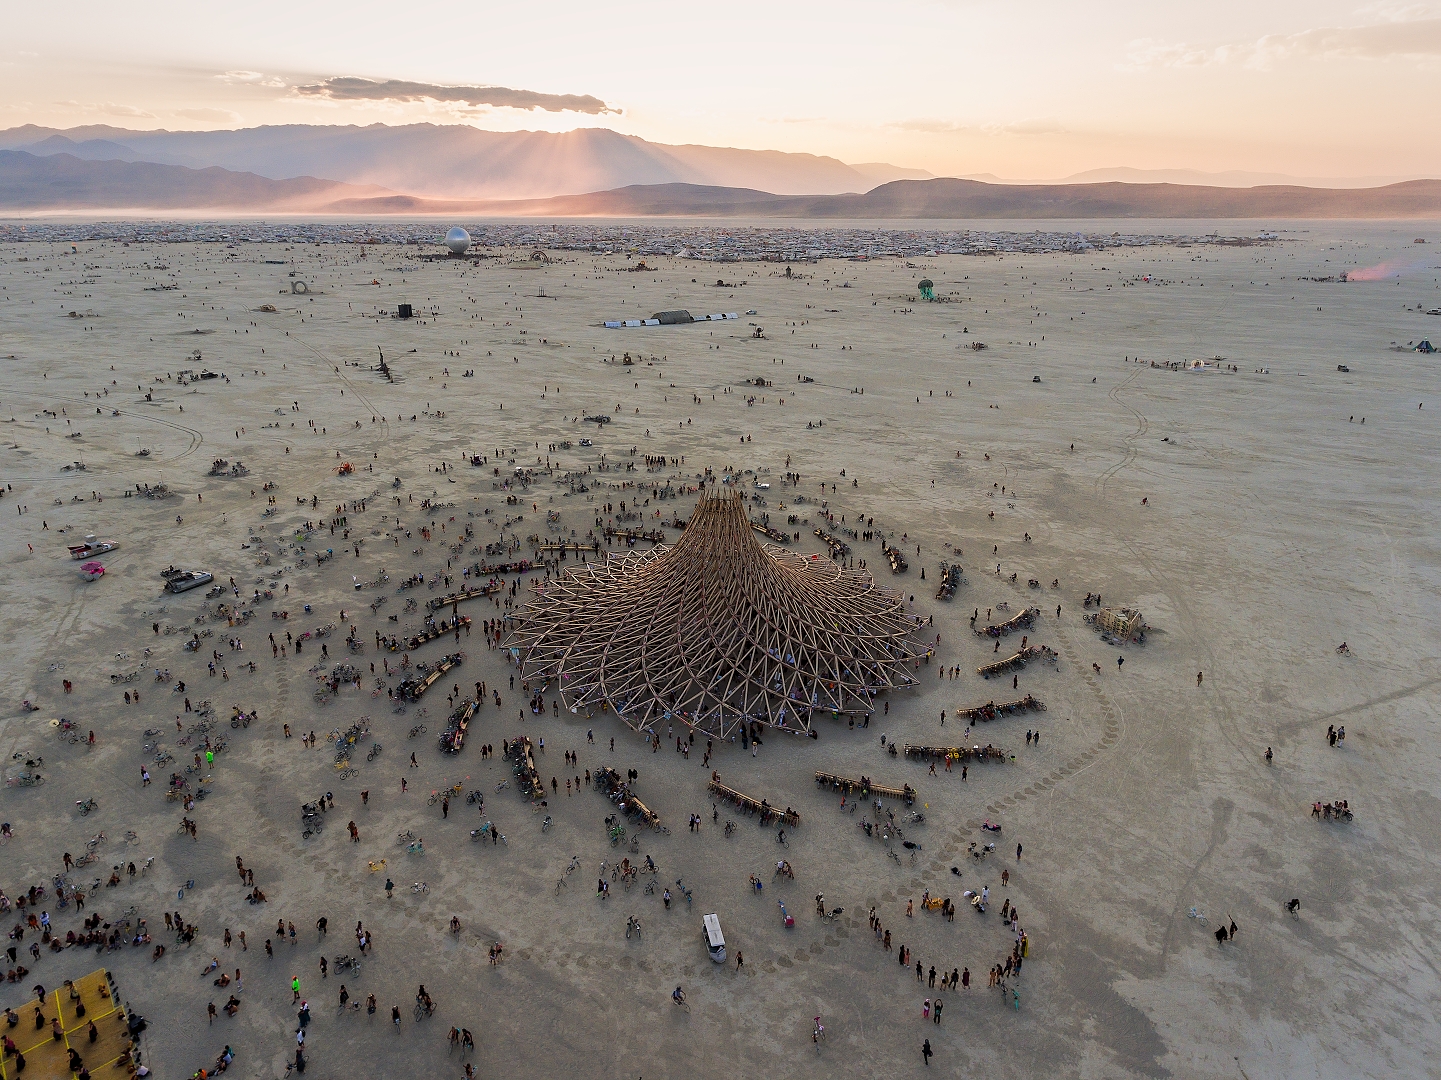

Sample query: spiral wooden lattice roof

[510,489,924,738]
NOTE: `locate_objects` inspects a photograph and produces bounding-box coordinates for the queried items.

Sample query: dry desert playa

[0,220,1438,1080]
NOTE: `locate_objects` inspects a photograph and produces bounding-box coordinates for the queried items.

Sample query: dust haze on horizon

[4,0,1441,186]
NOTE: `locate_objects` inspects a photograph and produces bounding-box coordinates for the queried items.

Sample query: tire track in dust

[1095,368,1147,499]
[51,393,206,459]
[2,395,205,484]
[282,332,394,458]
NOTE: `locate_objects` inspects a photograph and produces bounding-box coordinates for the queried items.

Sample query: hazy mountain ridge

[1,131,1437,217]
[326,178,1441,219]
[0,150,386,211]
[0,123,914,199]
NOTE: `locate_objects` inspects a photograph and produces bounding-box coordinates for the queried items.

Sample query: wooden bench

[903,744,1011,763]
[708,779,800,826]
[814,771,917,804]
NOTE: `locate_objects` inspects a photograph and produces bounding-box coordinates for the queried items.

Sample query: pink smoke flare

[1345,258,1423,281]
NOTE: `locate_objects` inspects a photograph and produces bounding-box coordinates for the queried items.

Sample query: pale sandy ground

[0,221,1438,1080]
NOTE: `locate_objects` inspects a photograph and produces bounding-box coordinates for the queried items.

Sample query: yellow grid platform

[1,969,132,1079]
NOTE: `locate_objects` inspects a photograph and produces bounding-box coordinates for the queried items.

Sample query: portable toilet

[703,913,726,963]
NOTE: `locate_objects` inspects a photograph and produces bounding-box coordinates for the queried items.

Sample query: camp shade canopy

[508,489,925,739]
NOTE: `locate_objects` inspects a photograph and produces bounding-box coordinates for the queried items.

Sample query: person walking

[922,1038,932,1066]
[291,976,301,1003]
[1016,842,1023,862]
[933,997,943,1024]
[385,878,394,899]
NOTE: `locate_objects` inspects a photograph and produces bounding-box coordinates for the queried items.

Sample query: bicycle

[396,830,417,845]
[541,816,553,832]
[565,855,581,876]
[495,780,509,793]
[366,742,383,762]
[338,768,359,780]
[723,820,736,838]
[408,724,427,737]
[414,1000,435,1022]
[886,849,901,864]
[411,881,429,894]
[368,859,387,873]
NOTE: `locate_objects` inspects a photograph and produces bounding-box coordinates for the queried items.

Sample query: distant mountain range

[331,179,1441,219]
[967,167,1420,189]
[0,150,384,211]
[0,123,1437,218]
[0,123,925,199]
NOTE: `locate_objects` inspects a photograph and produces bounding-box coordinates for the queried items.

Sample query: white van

[703,913,726,964]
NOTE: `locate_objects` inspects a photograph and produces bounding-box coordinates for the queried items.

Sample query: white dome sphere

[445,227,471,255]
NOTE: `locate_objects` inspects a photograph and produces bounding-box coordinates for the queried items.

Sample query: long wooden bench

[813,771,917,804]
[405,615,471,650]
[503,735,544,798]
[955,694,1045,722]
[903,744,1012,763]
[708,778,800,827]
[977,645,1056,678]
[396,652,463,700]
[594,766,663,829]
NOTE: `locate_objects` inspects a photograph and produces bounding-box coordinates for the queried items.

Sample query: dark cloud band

[293,77,618,115]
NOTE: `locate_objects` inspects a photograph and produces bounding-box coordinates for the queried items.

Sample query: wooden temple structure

[508,489,925,738]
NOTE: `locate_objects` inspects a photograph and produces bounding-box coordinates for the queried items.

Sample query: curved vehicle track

[1094,368,1147,499]
[1,396,204,484]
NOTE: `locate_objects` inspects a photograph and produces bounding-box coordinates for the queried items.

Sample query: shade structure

[509,488,925,739]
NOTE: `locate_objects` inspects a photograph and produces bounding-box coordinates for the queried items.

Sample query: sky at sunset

[4,0,1439,181]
